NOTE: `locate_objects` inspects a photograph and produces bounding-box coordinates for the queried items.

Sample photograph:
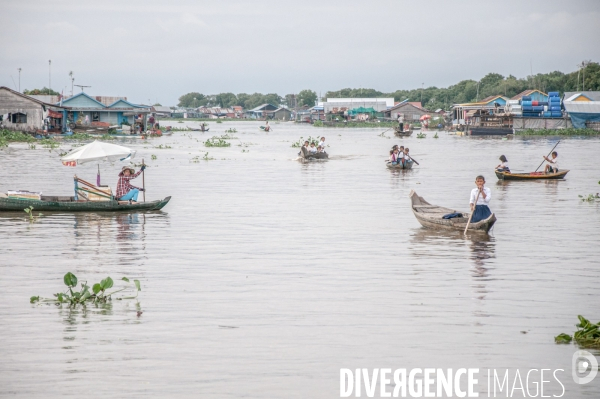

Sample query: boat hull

[386,160,414,170]
[393,128,413,137]
[495,170,569,180]
[409,190,495,233]
[0,196,171,212]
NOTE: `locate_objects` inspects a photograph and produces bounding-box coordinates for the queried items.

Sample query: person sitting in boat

[319,137,326,148]
[264,121,271,132]
[308,142,317,154]
[543,151,559,174]
[317,145,325,153]
[470,175,492,223]
[403,147,411,164]
[116,165,145,203]
[496,155,510,173]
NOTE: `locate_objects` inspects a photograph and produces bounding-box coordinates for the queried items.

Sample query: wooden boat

[409,190,496,233]
[495,170,569,180]
[393,127,413,137]
[299,146,328,160]
[386,160,414,170]
[0,195,171,212]
[188,127,209,132]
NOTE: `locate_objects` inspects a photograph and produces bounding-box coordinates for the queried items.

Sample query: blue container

[537,101,548,106]
[532,106,544,112]
[522,95,532,101]
[548,91,559,97]
[551,111,562,117]
[522,106,533,111]
[521,101,533,106]
[543,111,552,117]
[549,106,561,111]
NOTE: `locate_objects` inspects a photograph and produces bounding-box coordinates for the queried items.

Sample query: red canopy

[48,110,63,119]
[419,114,431,121]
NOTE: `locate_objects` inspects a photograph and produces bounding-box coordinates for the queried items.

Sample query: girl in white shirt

[496,155,510,172]
[469,175,492,223]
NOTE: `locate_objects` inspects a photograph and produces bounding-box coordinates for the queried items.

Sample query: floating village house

[0,86,68,132]
[563,91,600,129]
[382,101,439,121]
[265,107,292,121]
[245,103,278,119]
[60,92,151,129]
[511,89,549,103]
[451,95,509,125]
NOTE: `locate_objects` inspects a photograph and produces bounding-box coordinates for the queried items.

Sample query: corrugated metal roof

[511,89,547,100]
[564,92,600,101]
[564,101,600,113]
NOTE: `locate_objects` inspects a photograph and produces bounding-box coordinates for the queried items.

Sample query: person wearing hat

[116,165,145,203]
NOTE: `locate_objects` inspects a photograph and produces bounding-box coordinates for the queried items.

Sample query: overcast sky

[1,0,599,105]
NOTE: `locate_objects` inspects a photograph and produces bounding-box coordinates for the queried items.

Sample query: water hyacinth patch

[30,272,141,307]
[555,315,600,348]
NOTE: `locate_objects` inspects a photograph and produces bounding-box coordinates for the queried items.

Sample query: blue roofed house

[60,92,150,131]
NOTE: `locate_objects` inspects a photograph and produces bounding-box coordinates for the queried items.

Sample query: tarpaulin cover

[513,117,571,130]
[569,112,600,129]
[348,107,377,115]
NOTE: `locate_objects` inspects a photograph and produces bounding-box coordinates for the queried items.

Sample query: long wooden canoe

[495,170,569,180]
[409,190,496,233]
[0,195,171,212]
[386,160,414,170]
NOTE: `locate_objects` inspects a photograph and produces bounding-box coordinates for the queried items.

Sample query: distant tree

[23,87,59,95]
[215,92,237,108]
[297,90,317,107]
[178,92,208,108]
[153,103,162,106]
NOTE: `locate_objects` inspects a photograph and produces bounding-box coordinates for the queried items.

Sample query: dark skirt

[471,205,491,223]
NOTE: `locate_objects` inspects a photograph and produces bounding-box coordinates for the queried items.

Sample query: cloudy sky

[1,0,599,105]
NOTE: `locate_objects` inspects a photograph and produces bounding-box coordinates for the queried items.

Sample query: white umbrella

[61,140,136,165]
[61,140,136,186]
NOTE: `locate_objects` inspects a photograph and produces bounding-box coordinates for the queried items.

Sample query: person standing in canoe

[116,165,146,203]
[469,175,492,223]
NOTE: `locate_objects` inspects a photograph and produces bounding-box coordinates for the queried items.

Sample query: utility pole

[18,68,21,92]
[421,82,424,104]
[476,81,480,102]
[49,60,52,92]
[69,71,74,97]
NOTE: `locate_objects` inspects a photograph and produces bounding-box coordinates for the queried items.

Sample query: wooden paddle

[464,189,481,234]
[405,153,420,165]
[534,140,560,172]
[142,159,146,202]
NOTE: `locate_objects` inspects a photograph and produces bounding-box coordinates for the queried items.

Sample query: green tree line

[177,62,598,110]
[177,90,317,109]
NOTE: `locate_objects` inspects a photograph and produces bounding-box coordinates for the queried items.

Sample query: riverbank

[514,128,600,136]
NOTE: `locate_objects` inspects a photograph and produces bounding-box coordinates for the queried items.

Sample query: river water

[0,121,599,398]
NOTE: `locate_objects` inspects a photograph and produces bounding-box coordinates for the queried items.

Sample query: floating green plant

[24,206,42,222]
[416,132,426,139]
[224,128,237,133]
[30,272,141,307]
[555,315,600,348]
[204,137,230,147]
